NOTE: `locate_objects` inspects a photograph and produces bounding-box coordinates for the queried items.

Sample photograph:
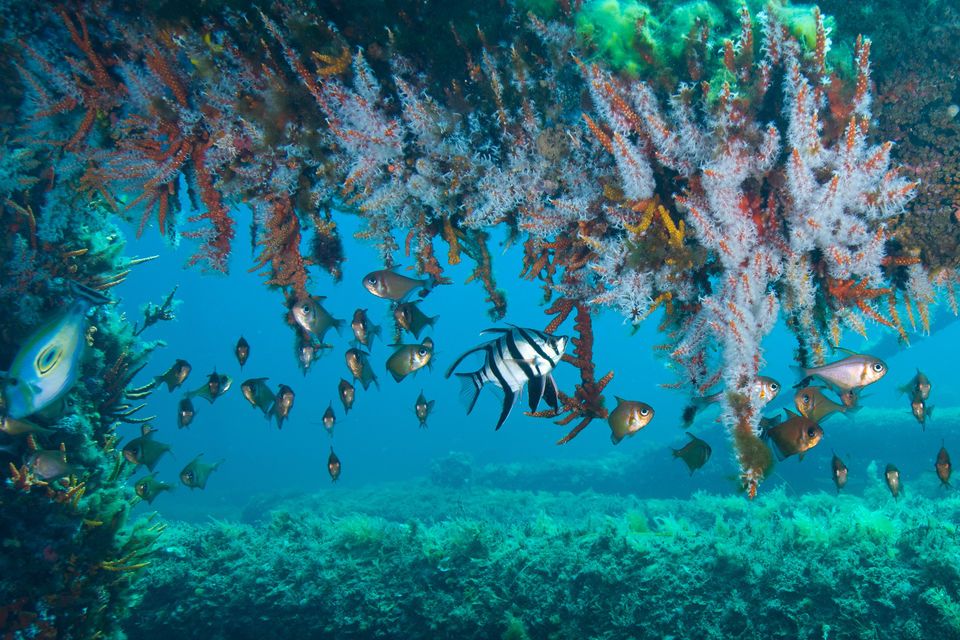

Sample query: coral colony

[7,3,932,491]
[0,0,955,635]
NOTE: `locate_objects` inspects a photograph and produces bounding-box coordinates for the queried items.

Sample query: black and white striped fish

[445,326,568,430]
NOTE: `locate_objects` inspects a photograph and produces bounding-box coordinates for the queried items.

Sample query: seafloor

[124,452,960,640]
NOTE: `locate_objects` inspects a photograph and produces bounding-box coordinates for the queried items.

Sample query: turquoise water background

[114,200,960,520]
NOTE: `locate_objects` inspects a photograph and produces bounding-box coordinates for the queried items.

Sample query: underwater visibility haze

[3,0,960,637]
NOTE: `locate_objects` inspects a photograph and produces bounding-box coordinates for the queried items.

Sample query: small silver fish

[794,350,887,392]
[414,390,435,428]
[338,378,355,414]
[188,372,232,404]
[180,454,222,490]
[154,359,192,392]
[345,349,378,390]
[608,397,654,445]
[351,309,382,349]
[394,302,438,339]
[362,269,432,301]
[291,296,344,341]
[177,397,196,429]
[272,384,295,429]
[322,403,336,436]
[27,448,76,481]
[899,369,931,401]
[241,378,275,417]
[386,342,434,382]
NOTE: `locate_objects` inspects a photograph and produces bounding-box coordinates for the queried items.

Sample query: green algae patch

[126,483,960,639]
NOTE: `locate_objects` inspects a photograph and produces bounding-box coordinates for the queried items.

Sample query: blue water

[115,202,960,521]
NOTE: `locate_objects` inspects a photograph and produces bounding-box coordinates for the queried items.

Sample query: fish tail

[68,281,112,307]
[681,404,698,428]
[789,365,811,387]
[428,314,439,327]
[928,405,935,421]
[455,371,484,415]
[332,318,346,336]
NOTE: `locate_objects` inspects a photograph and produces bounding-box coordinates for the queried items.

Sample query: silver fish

[386,342,434,382]
[291,296,344,341]
[608,397,654,445]
[445,326,568,430]
[362,269,432,300]
[793,350,887,392]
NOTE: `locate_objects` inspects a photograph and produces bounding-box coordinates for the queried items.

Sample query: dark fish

[793,350,887,392]
[338,378,355,414]
[291,296,344,341]
[607,397,654,445]
[936,444,952,487]
[362,269,432,300]
[414,390,435,428]
[0,416,53,437]
[328,447,341,482]
[322,403,336,437]
[295,337,331,374]
[177,397,196,429]
[672,432,711,474]
[122,430,171,471]
[761,410,823,461]
[135,473,173,504]
[837,387,864,410]
[884,463,901,499]
[446,326,568,430]
[386,342,434,382]
[272,384,295,429]
[180,454,222,489]
[345,349,378,390]
[2,283,109,419]
[235,337,250,368]
[351,309,382,349]
[394,302,438,339]
[188,371,232,404]
[899,369,931,401]
[154,359,192,392]
[794,386,851,423]
[831,452,848,493]
[241,378,275,417]
[27,448,76,480]
[909,391,933,430]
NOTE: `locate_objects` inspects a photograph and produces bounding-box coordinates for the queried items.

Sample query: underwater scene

[3,0,960,638]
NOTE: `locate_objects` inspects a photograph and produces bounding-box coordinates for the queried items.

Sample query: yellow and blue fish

[2,284,108,419]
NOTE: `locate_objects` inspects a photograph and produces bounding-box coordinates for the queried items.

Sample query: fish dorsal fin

[479,327,512,335]
[784,408,799,418]
[833,347,859,356]
[444,344,491,378]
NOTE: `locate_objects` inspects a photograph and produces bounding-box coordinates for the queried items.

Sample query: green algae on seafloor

[127,483,960,639]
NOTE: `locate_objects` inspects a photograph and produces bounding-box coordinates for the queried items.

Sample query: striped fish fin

[543,374,559,411]
[495,386,520,430]
[528,375,546,411]
[455,371,484,414]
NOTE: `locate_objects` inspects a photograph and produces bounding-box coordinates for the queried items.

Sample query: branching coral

[1,0,944,502]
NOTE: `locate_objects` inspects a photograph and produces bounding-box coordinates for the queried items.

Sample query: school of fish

[0,274,952,503]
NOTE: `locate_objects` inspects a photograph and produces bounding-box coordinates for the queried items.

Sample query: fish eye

[367,276,378,285]
[417,348,428,357]
[802,394,811,405]
[806,427,817,437]
[640,408,649,416]
[872,363,885,372]
[770,382,779,392]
